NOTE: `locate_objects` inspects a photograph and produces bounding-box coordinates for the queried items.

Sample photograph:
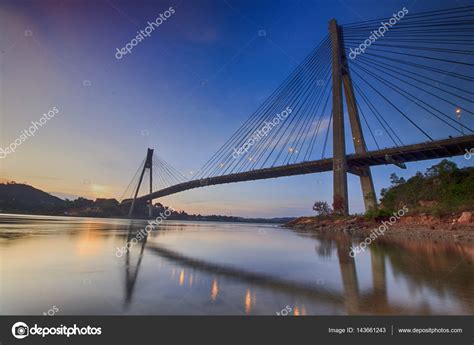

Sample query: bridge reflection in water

[0,215,471,315]
[123,223,474,315]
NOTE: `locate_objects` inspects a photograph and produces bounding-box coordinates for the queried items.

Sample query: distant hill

[0,183,65,213]
[0,182,294,223]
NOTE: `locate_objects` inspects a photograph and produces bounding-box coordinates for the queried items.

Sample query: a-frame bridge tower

[329,19,377,215]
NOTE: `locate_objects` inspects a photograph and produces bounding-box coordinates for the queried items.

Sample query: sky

[0,0,472,218]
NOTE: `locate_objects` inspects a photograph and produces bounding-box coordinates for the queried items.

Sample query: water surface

[1,214,472,315]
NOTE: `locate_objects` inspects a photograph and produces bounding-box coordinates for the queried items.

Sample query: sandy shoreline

[285,213,474,243]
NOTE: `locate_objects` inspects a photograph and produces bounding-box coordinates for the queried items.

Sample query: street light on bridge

[288,147,298,153]
[456,108,463,135]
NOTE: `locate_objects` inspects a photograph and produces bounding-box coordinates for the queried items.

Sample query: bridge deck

[135,135,473,201]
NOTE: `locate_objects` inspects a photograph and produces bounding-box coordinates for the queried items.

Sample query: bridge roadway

[134,135,474,202]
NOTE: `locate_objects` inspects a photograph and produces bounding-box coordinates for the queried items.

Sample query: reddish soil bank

[285,212,474,243]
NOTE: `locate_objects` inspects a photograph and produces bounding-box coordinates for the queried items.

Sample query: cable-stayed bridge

[122,6,474,217]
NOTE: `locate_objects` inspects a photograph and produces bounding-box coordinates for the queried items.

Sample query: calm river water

[0,214,472,315]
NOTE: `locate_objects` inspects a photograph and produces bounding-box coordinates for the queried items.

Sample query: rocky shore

[285,211,474,243]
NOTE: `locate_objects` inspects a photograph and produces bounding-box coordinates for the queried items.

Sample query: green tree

[425,159,458,177]
[313,201,332,216]
[390,173,405,186]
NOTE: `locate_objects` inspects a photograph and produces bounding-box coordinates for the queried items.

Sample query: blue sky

[0,0,472,217]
